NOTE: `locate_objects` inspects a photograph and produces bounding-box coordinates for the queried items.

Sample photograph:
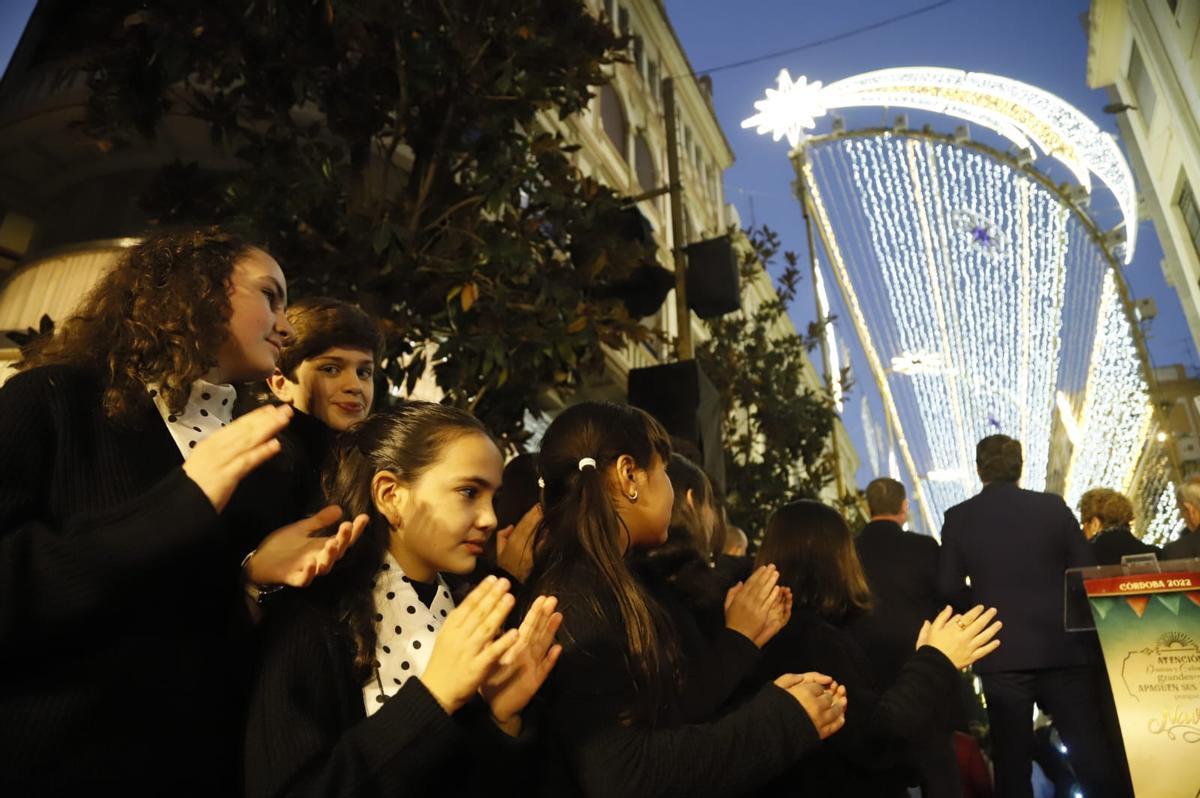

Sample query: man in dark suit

[854,478,959,797]
[938,435,1127,798]
[1164,476,1200,560]
[854,478,941,688]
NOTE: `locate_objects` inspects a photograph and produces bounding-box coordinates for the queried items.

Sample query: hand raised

[494,504,541,583]
[775,672,847,739]
[183,404,292,513]
[918,605,1002,669]
[753,586,792,648]
[246,505,368,587]
[420,576,520,715]
[480,594,564,731]
[725,564,782,647]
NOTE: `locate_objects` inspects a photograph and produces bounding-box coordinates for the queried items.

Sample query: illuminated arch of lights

[743,68,1174,540]
[742,67,1137,263]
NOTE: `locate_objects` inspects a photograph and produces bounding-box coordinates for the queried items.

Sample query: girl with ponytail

[631,453,792,724]
[245,402,562,798]
[526,401,850,797]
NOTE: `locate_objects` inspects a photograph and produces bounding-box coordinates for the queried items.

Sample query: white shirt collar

[149,379,237,459]
[362,551,456,715]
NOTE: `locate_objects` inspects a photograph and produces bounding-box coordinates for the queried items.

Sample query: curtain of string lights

[797,132,1172,539]
[745,68,1176,539]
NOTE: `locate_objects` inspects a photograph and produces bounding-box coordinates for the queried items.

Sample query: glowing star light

[741,69,827,148]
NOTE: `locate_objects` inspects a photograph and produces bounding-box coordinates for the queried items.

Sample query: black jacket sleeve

[244,599,463,798]
[0,369,222,649]
[822,637,959,770]
[936,508,972,611]
[544,631,820,798]
[677,626,762,722]
[761,617,959,773]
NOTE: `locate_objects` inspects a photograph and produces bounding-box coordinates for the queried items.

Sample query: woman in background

[753,500,1001,797]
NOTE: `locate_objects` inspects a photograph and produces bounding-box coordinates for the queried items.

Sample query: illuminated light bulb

[813,259,843,411]
[892,351,952,376]
[1057,391,1080,446]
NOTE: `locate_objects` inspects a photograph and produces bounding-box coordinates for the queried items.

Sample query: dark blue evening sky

[663,0,1197,491]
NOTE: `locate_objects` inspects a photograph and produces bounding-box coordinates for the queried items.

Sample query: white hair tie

[578,457,597,471]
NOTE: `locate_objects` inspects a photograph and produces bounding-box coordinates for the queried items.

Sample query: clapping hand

[775,672,848,739]
[494,504,542,583]
[246,506,369,587]
[183,404,292,513]
[915,605,1002,669]
[725,564,790,648]
[420,576,520,715]
[480,594,564,734]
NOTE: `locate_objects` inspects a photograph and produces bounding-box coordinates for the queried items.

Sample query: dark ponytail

[527,401,676,724]
[319,402,490,681]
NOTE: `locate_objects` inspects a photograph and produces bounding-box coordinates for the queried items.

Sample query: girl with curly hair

[1078,487,1160,565]
[0,228,365,794]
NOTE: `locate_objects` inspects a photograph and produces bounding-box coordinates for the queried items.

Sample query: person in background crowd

[0,228,364,795]
[267,296,381,433]
[448,451,542,607]
[1164,475,1200,559]
[715,521,755,587]
[489,453,542,585]
[1076,486,1144,793]
[1079,487,1159,565]
[262,296,384,515]
[853,477,959,798]
[633,453,791,722]
[526,401,848,796]
[753,500,1001,798]
[938,435,1127,798]
[724,525,749,557]
[245,403,562,797]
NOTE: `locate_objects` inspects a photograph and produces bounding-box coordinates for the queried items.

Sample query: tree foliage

[696,226,847,543]
[61,0,659,446]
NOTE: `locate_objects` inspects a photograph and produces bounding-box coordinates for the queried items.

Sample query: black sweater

[752,609,960,798]
[245,590,528,798]
[535,599,821,798]
[631,547,762,722]
[1089,525,1160,566]
[0,365,308,795]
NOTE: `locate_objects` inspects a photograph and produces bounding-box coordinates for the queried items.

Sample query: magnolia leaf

[460,281,479,312]
[565,316,588,334]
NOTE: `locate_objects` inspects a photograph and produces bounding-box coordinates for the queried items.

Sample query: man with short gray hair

[1165,475,1200,559]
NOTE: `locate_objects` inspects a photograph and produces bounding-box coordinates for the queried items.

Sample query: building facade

[1088,0,1200,355]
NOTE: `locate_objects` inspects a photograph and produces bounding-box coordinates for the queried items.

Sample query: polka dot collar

[363,551,456,715]
[148,380,237,460]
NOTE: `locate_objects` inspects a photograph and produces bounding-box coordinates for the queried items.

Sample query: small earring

[628,489,638,502]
